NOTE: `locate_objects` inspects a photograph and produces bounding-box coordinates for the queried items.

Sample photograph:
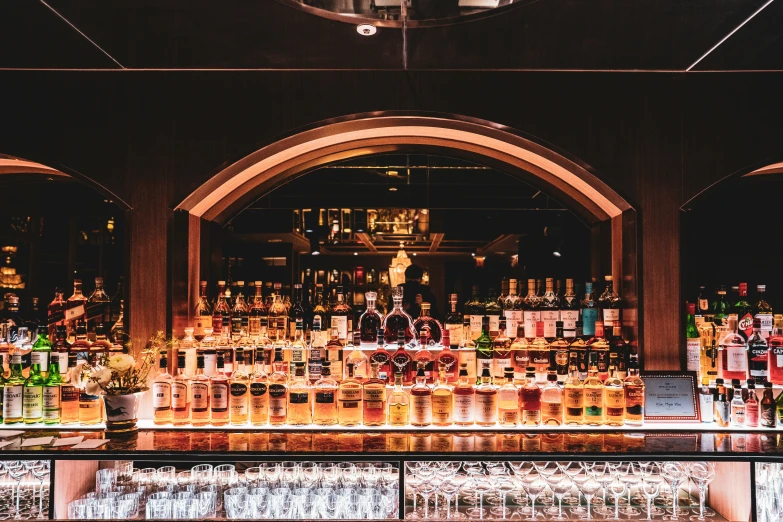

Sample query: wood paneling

[53,460,99,519]
[710,462,752,522]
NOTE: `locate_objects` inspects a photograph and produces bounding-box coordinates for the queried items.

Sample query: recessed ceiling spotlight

[412,253,417,256]
[388,187,398,192]
[354,252,358,256]
[357,24,377,36]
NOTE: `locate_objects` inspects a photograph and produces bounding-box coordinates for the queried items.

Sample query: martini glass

[642,475,665,520]
[661,462,687,521]
[579,477,602,520]
[688,462,715,522]
[521,475,547,521]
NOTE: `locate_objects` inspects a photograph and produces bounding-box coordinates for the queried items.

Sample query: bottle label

[565,387,584,409]
[338,388,362,402]
[475,393,497,423]
[331,316,348,340]
[363,387,386,404]
[229,384,248,416]
[289,392,309,404]
[542,401,562,423]
[327,350,343,378]
[388,403,408,425]
[61,385,79,403]
[522,409,541,424]
[432,394,451,422]
[560,310,579,331]
[171,382,188,408]
[445,324,464,346]
[31,351,50,372]
[603,309,620,323]
[523,311,541,338]
[410,395,432,424]
[43,385,60,410]
[52,352,69,375]
[731,403,746,425]
[250,382,268,396]
[269,384,287,416]
[739,313,754,339]
[745,402,759,427]
[699,393,714,423]
[469,315,483,340]
[316,391,335,404]
[582,308,598,336]
[453,394,474,423]
[774,346,783,368]
[291,347,305,364]
[726,346,748,372]
[23,386,43,419]
[686,338,701,372]
[477,357,492,376]
[492,357,511,379]
[541,311,558,338]
[153,382,171,409]
[211,382,228,409]
[488,315,500,334]
[761,404,776,427]
[504,310,522,338]
[749,346,770,377]
[191,382,209,410]
[699,298,709,312]
[583,388,602,417]
[203,353,217,376]
[756,313,774,332]
[604,388,624,410]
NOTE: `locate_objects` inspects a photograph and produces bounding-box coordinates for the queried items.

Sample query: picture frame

[641,371,700,422]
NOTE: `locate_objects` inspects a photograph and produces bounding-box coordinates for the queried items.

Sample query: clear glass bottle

[307,320,326,384]
[747,318,769,384]
[191,354,211,426]
[249,351,269,426]
[248,280,267,340]
[730,383,745,427]
[465,285,485,342]
[338,362,363,426]
[411,339,434,384]
[390,330,413,386]
[528,322,550,383]
[475,368,498,426]
[194,280,212,340]
[210,354,230,426]
[172,354,191,426]
[699,377,714,424]
[387,371,409,427]
[588,321,610,381]
[362,360,387,426]
[289,318,307,376]
[410,364,433,427]
[212,281,231,339]
[330,288,351,341]
[325,329,344,383]
[623,354,645,426]
[313,361,338,425]
[345,331,369,381]
[60,353,80,425]
[436,330,458,384]
[510,326,529,384]
[414,302,443,346]
[359,292,384,347]
[444,293,464,348]
[519,367,541,426]
[503,280,522,338]
[497,367,519,427]
[540,278,560,340]
[369,328,392,384]
[87,277,111,341]
[382,286,417,344]
[603,355,625,426]
[564,357,584,425]
[522,279,540,341]
[453,363,475,426]
[719,317,748,382]
[268,292,290,344]
[152,350,173,425]
[598,275,622,326]
[231,281,249,341]
[549,321,569,385]
[492,319,512,384]
[458,327,477,384]
[268,348,288,426]
[560,279,580,336]
[287,362,312,425]
[432,362,453,426]
[541,372,563,425]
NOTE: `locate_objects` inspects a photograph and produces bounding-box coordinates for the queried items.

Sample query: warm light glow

[389,242,411,287]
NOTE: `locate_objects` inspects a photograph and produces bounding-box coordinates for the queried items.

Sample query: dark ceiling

[2,0,781,70]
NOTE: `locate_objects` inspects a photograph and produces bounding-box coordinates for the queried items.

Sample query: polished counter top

[0,427,782,460]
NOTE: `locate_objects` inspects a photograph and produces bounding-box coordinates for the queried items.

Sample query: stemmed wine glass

[521,474,547,521]
[642,473,664,520]
[688,462,716,522]
[32,462,50,520]
[549,476,574,521]
[619,462,642,516]
[661,462,687,521]
[580,477,602,520]
[532,462,557,507]
[7,461,28,520]
[607,478,627,521]
[568,467,591,517]
[440,479,461,520]
[593,463,615,517]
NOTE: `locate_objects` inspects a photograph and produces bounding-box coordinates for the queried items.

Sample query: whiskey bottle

[313,361,338,425]
[581,282,598,338]
[289,283,307,338]
[715,393,730,426]
[583,361,604,425]
[747,318,769,384]
[444,294,464,348]
[432,362,453,426]
[745,381,759,428]
[330,288,351,341]
[457,328,477,384]
[23,350,44,424]
[588,321,610,381]
[287,362,312,425]
[42,357,62,425]
[152,351,173,425]
[190,354,211,426]
[172,354,191,425]
[497,367,519,427]
[541,372,563,425]
[598,275,622,326]
[31,326,52,380]
[47,289,66,340]
[3,352,24,424]
[698,377,714,423]
[609,323,628,378]
[522,279,540,340]
[475,316,493,383]
[686,303,701,374]
[519,367,541,426]
[210,354,230,426]
[603,355,625,426]
[78,386,102,426]
[248,280,267,339]
[289,319,307,376]
[414,302,444,346]
[475,368,498,426]
[268,348,288,426]
[51,326,71,379]
[391,330,413,386]
[212,281,231,338]
[550,321,569,385]
[768,317,783,385]
[59,353,79,425]
[231,281,249,341]
[268,291,289,343]
[484,289,502,336]
[387,371,409,426]
[248,351,269,426]
[194,281,211,340]
[563,358,584,425]
[411,338,433,384]
[87,277,111,341]
[410,364,433,427]
[560,279,580,336]
[363,361,387,426]
[325,329,344,382]
[229,349,250,425]
[623,354,645,426]
[492,319,512,383]
[436,330,458,384]
[358,292,384,347]
[510,326,529,384]
[754,285,773,339]
[465,285,485,342]
[528,321,550,383]
[345,331,369,381]
[540,278,560,340]
[338,362,363,426]
[760,382,775,427]
[503,280,522,338]
[369,328,392,383]
[452,363,475,426]
[382,286,417,344]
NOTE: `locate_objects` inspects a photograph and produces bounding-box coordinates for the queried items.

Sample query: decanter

[381,285,417,345]
[358,292,384,347]
[413,302,443,346]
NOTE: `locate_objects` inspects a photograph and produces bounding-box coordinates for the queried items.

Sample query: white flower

[85,380,103,396]
[107,354,135,372]
[93,368,113,385]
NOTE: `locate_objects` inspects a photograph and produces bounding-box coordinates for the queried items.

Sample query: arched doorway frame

[174,112,639,351]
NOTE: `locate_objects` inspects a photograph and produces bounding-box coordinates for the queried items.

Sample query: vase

[102,392,144,434]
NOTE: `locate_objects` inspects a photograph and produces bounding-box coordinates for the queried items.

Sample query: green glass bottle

[23,351,45,424]
[43,358,62,425]
[31,326,53,380]
[475,316,493,384]
[0,353,7,423]
[775,389,783,427]
[685,303,701,374]
[3,352,25,424]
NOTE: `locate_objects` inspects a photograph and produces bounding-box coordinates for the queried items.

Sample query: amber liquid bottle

[152,351,173,425]
[410,364,433,427]
[190,354,211,426]
[338,363,363,426]
[268,348,288,426]
[172,354,191,425]
[210,355,230,426]
[453,363,475,426]
[475,368,498,426]
[362,361,387,426]
[59,353,80,425]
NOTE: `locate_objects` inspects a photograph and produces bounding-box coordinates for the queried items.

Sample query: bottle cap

[687,303,696,314]
[765,382,773,388]
[196,355,205,369]
[605,275,613,282]
[758,284,766,292]
[526,366,536,372]
[547,373,558,382]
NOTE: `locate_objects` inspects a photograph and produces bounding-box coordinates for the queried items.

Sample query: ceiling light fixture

[357,24,377,36]
[388,187,398,192]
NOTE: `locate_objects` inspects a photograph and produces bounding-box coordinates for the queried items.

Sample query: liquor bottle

[50,326,70,379]
[190,354,211,426]
[436,330,458,384]
[465,285,485,342]
[3,351,24,424]
[42,356,61,425]
[776,388,783,426]
[268,348,288,426]
[87,277,111,341]
[287,363,312,425]
[623,354,645,426]
[603,355,625,426]
[212,281,230,338]
[519,367,541,426]
[484,288,502,335]
[247,280,266,340]
[696,285,710,323]
[388,372,409,427]
[30,326,52,380]
[369,328,392,383]
[503,280,522,338]
[78,385,101,426]
[698,377,714,423]
[338,362,363,426]
[581,282,598,338]
[414,302,443,346]
[458,327,477,383]
[47,289,66,340]
[453,363,475,426]
[289,319,307,376]
[363,361,387,426]
[550,322,569,385]
[65,279,88,339]
[712,287,729,326]
[474,368,498,426]
[311,285,328,337]
[510,326,530,384]
[587,322,610,381]
[231,281,249,340]
[699,318,720,383]
[210,354,230,426]
[201,328,218,377]
[735,283,754,340]
[391,330,413,386]
[769,316,783,385]
[249,351,269,426]
[760,382,776,427]
[382,286,417,344]
[598,275,621,325]
[345,331,369,381]
[432,362,453,426]
[540,278,560,340]
[289,283,307,339]
[497,367,519,427]
[475,316,493,382]
[229,349,251,425]
[330,288,351,341]
[445,294,464,347]
[91,325,112,359]
[686,303,701,373]
[564,357,584,425]
[491,319,512,383]
[23,348,44,424]
[529,321,550,383]
[152,351,173,425]
[719,318,748,382]
[268,291,289,343]
[715,393,730,426]
[541,372,563,425]
[747,318,769,384]
[172,354,190,425]
[325,328,344,381]
[312,361,338,425]
[194,281,212,340]
[730,383,745,426]
[561,279,580,334]
[358,292,383,347]
[522,279,540,340]
[60,353,79,425]
[745,381,759,428]
[109,301,127,348]
[583,362,604,425]
[754,285,773,339]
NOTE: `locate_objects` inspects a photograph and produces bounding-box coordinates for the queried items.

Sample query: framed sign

[641,372,700,422]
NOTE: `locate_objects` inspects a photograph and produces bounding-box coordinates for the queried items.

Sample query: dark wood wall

[2,70,783,367]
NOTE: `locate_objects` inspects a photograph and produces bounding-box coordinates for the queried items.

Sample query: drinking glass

[549,476,573,521]
[7,462,27,520]
[146,498,172,519]
[661,462,687,521]
[607,479,627,521]
[465,476,491,520]
[440,479,461,520]
[642,474,664,520]
[196,489,217,518]
[406,464,423,520]
[532,462,557,506]
[491,477,516,519]
[191,464,213,486]
[32,463,49,520]
[558,461,582,506]
[688,462,716,522]
[619,463,641,516]
[543,470,566,516]
[568,467,590,517]
[580,477,602,520]
[594,463,616,516]
[521,475,547,521]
